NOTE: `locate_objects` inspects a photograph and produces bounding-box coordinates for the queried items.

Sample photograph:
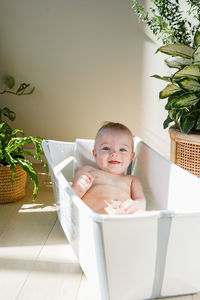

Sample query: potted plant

[132,0,200,177]
[0,76,47,202]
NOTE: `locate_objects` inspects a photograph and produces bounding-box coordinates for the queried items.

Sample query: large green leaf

[165,91,185,110]
[194,30,200,47]
[174,65,200,80]
[193,47,200,63]
[197,117,200,130]
[160,84,181,99]
[163,115,173,129]
[156,44,194,59]
[15,158,39,199]
[168,109,177,120]
[173,93,199,108]
[165,57,192,69]
[180,116,195,133]
[178,78,200,92]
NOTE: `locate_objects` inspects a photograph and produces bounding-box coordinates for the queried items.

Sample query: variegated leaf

[173,93,199,108]
[159,84,181,99]
[178,78,200,92]
[165,91,185,110]
[165,57,192,69]
[174,65,200,80]
[156,44,194,59]
[180,116,195,133]
[193,46,200,63]
[194,30,200,47]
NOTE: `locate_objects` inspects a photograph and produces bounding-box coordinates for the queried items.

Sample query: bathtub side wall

[101,216,159,300]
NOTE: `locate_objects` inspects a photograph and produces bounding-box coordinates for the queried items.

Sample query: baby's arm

[71,167,94,198]
[104,176,146,215]
[128,176,146,212]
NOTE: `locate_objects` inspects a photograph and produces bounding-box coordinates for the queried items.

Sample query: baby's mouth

[108,160,120,164]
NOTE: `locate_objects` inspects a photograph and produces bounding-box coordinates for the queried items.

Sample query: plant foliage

[132,0,200,45]
[0,76,35,128]
[132,0,200,133]
[0,122,47,199]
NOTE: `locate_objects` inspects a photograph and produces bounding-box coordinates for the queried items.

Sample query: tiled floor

[0,165,200,300]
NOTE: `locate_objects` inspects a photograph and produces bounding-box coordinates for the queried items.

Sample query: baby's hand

[104,200,128,215]
[104,199,145,215]
[120,199,145,214]
[72,173,94,198]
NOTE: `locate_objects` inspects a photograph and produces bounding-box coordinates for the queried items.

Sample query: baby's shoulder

[126,174,141,184]
[76,165,96,174]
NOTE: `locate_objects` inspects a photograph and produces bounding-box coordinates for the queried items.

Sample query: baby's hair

[96,121,133,139]
[94,121,134,151]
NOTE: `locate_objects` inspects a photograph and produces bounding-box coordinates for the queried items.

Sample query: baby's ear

[92,149,97,158]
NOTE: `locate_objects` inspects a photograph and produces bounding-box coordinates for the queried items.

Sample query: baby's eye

[120,148,127,152]
[102,147,110,151]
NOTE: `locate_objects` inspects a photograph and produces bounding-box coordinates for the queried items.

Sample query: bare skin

[72,165,146,214]
[72,128,146,215]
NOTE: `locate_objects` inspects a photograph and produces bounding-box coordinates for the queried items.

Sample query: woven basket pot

[0,164,27,203]
[169,127,200,178]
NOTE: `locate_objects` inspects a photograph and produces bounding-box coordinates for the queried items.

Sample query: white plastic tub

[42,138,200,300]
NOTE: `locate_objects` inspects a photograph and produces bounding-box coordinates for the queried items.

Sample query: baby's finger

[110,200,121,209]
[120,199,133,207]
[104,200,112,206]
[126,207,137,214]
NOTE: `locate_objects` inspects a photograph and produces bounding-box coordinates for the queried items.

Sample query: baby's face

[93,128,134,175]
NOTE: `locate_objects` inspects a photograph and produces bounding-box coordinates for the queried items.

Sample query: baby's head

[93,122,135,175]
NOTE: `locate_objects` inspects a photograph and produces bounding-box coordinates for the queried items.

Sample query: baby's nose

[111,152,118,158]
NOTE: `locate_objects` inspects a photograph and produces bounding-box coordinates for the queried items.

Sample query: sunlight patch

[19,203,57,213]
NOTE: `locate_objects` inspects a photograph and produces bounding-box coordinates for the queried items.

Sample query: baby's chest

[93,173,131,190]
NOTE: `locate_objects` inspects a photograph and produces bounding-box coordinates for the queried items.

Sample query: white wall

[0,0,170,157]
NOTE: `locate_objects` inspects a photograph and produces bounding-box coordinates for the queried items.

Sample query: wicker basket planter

[0,164,27,203]
[169,127,200,178]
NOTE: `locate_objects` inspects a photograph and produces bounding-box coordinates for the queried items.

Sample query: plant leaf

[177,78,200,92]
[173,93,199,108]
[159,84,181,99]
[180,116,195,133]
[163,115,173,129]
[193,46,200,63]
[194,30,200,47]
[15,158,39,199]
[174,65,200,80]
[156,44,194,59]
[0,107,16,122]
[4,76,15,89]
[151,74,171,82]
[165,91,185,110]
[197,117,200,130]
[11,129,24,137]
[165,57,192,69]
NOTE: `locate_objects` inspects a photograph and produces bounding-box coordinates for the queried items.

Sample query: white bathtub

[42,138,200,300]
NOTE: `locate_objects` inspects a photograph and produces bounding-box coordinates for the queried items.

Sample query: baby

[72,122,146,215]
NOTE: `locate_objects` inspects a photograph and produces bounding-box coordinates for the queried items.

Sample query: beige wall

[0,0,170,157]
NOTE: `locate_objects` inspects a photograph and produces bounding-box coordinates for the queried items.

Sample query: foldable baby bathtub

[42,137,200,300]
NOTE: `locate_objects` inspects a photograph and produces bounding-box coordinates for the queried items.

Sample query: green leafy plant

[0,75,35,127]
[152,32,200,133]
[0,75,48,199]
[0,122,47,199]
[132,0,200,133]
[132,0,200,45]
